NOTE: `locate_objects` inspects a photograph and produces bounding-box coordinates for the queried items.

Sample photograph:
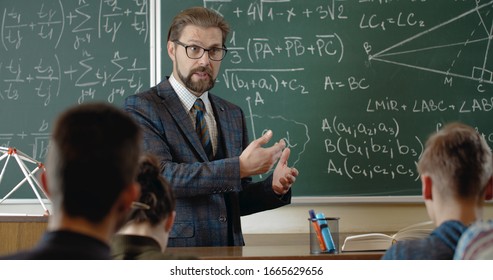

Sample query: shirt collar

[169,73,210,111]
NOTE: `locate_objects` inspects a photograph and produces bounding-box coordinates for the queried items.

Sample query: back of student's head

[417,122,493,200]
[47,102,142,223]
[127,154,175,226]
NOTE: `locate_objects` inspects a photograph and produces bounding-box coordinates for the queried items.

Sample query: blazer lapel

[210,95,236,158]
[156,80,210,162]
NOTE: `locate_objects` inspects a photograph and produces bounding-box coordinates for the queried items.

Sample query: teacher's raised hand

[272,147,299,195]
[239,130,285,178]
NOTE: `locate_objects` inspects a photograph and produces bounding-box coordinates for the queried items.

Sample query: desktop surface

[166,245,383,260]
[167,233,384,260]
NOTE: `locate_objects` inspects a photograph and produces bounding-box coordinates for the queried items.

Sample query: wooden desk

[166,233,384,260]
[166,245,383,260]
[0,216,48,254]
[0,219,384,259]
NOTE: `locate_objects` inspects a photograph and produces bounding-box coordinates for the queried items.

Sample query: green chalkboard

[0,0,150,199]
[161,1,493,197]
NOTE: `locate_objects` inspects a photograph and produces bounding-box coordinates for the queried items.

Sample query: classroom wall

[242,203,493,234]
[3,199,493,234]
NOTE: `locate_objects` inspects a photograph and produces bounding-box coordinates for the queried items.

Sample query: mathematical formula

[1,0,150,163]
[0,1,149,107]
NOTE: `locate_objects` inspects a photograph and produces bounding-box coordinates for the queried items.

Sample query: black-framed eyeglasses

[174,40,228,61]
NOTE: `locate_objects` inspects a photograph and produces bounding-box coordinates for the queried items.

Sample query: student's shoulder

[124,91,155,115]
[455,220,493,259]
[382,238,436,260]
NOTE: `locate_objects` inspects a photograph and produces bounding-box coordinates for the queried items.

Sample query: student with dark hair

[1,103,142,260]
[111,154,195,259]
[382,122,493,260]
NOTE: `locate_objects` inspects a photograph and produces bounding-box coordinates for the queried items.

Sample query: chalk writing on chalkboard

[2,0,492,199]
[367,1,493,89]
[0,0,150,198]
[161,0,493,198]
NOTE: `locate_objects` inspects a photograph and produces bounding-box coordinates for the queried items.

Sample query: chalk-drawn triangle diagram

[369,1,493,85]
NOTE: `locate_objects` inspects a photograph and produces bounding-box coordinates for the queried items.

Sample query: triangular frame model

[0,147,50,215]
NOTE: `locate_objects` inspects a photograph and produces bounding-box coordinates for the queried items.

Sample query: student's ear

[120,182,141,212]
[421,175,433,200]
[484,177,493,201]
[129,182,141,207]
[164,211,176,232]
[40,171,53,216]
[40,171,51,198]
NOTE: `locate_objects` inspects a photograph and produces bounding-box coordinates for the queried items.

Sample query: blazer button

[219,216,227,223]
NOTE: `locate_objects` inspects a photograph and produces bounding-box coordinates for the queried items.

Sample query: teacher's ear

[484,177,493,201]
[167,40,176,62]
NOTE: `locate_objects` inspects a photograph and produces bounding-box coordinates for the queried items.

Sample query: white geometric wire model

[0,146,50,215]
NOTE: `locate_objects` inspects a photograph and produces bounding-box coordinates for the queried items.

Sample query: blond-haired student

[382,122,493,260]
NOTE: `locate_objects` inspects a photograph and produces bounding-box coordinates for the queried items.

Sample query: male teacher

[124,6,299,247]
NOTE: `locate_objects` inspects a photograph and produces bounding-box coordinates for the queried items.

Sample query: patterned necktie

[193,99,213,159]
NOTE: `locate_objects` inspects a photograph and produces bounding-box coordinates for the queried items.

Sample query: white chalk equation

[366,97,493,113]
[225,34,344,64]
[322,115,423,181]
[222,68,308,94]
[0,1,150,199]
[0,118,50,162]
[1,0,148,51]
[205,0,349,23]
[0,0,149,105]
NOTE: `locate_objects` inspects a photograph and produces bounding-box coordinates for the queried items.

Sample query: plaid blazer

[124,78,291,247]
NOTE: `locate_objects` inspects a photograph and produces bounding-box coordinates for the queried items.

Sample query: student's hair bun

[129,153,174,226]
